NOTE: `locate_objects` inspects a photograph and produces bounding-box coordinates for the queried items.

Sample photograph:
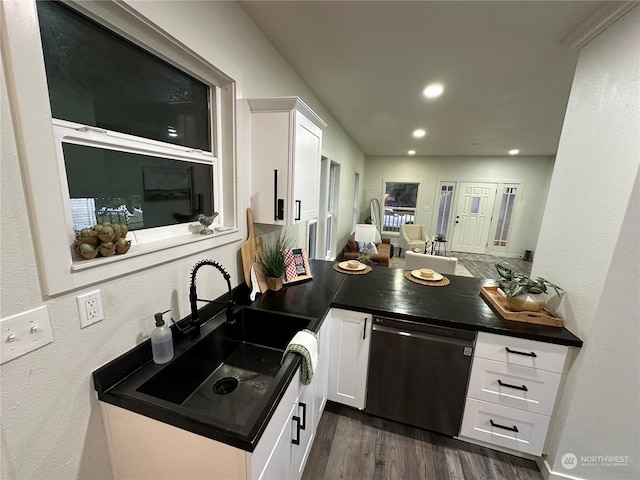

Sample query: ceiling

[240,1,610,157]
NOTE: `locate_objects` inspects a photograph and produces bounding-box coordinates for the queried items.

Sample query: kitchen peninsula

[94,259,582,479]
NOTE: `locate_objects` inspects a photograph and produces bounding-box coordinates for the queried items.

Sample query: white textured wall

[363,155,554,256]
[532,6,640,480]
[0,2,363,479]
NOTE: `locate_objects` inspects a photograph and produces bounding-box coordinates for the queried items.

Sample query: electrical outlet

[77,290,104,328]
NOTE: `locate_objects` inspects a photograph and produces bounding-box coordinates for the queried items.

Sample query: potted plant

[257,231,293,291]
[495,264,564,312]
[357,253,371,265]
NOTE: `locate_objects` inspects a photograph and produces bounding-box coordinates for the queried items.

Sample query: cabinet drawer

[467,358,561,416]
[475,332,568,373]
[460,398,550,456]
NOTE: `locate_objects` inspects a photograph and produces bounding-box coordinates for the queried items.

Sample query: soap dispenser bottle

[151,311,174,364]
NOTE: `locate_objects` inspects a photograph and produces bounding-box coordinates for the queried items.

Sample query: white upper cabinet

[248,97,327,225]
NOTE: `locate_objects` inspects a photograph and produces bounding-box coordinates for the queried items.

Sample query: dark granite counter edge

[329,300,583,348]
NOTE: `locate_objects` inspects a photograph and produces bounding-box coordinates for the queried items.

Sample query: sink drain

[213,377,238,395]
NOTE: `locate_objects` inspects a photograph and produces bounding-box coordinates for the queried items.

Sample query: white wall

[364,155,554,256]
[0,2,363,479]
[532,6,639,480]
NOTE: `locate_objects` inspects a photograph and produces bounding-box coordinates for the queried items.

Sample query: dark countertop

[332,266,582,347]
[93,259,582,455]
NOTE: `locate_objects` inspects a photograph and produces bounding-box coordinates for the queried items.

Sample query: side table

[432,240,448,256]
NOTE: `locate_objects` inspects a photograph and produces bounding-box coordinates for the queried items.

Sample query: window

[435,183,455,237]
[325,162,340,258]
[2,0,238,294]
[38,1,218,236]
[307,219,318,260]
[494,186,518,247]
[383,181,419,232]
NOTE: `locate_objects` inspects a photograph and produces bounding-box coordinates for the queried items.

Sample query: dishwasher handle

[372,323,474,348]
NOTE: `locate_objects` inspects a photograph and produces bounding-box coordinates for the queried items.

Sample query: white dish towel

[283,329,318,385]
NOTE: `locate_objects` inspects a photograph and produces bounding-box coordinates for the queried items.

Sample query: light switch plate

[1,306,54,364]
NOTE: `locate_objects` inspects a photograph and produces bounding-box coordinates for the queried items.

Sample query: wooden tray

[480,286,564,327]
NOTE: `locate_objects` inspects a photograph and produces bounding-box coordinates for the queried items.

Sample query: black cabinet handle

[363,317,368,340]
[490,419,519,433]
[273,170,278,221]
[292,416,301,445]
[273,170,284,221]
[295,200,301,221]
[299,402,307,430]
[505,347,537,358]
[498,379,528,392]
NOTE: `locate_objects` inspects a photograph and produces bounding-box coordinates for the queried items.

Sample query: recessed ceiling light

[508,149,520,155]
[413,129,426,138]
[408,150,416,155]
[423,83,444,98]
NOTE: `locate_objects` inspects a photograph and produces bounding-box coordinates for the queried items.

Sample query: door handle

[292,416,301,445]
[299,402,307,430]
[363,317,368,340]
[498,379,528,392]
[295,200,301,221]
[490,419,519,433]
[505,347,537,358]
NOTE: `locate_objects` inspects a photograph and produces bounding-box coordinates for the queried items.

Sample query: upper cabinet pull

[295,200,302,221]
[505,347,537,358]
[273,170,279,221]
[498,379,528,391]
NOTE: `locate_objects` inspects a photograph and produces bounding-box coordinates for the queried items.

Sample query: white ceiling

[239,1,610,157]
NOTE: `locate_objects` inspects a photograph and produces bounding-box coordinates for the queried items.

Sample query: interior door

[451,182,497,254]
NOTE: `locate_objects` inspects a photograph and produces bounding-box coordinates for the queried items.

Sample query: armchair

[399,224,429,256]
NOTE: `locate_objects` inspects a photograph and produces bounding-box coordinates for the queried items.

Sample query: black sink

[136,308,312,428]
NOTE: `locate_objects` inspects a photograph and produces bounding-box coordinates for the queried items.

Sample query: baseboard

[537,457,586,480]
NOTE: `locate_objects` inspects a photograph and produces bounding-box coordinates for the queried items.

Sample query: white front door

[451,182,497,254]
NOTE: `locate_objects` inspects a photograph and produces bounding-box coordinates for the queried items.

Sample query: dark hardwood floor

[302,402,542,480]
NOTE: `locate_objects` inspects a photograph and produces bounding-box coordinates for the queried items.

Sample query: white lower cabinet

[327,308,372,409]
[102,317,332,480]
[460,331,568,456]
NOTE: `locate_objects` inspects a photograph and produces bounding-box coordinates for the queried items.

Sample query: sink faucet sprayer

[173,259,234,338]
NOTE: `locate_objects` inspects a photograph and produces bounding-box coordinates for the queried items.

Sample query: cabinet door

[249,110,291,225]
[292,112,322,223]
[328,308,372,409]
[258,401,296,480]
[313,314,331,430]
[291,383,315,479]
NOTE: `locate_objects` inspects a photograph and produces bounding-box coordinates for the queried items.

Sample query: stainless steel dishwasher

[365,316,476,437]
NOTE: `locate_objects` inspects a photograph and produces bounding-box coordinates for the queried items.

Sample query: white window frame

[1,0,240,295]
[381,178,421,233]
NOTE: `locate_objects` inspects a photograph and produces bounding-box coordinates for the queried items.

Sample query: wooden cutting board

[240,208,263,288]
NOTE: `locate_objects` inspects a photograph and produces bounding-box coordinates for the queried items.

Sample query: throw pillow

[358,241,378,254]
[347,237,358,252]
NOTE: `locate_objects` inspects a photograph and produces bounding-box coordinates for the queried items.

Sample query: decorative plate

[339,261,367,271]
[411,270,443,281]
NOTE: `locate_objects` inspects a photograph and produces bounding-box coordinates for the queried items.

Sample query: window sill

[71,227,237,273]
[59,227,241,294]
